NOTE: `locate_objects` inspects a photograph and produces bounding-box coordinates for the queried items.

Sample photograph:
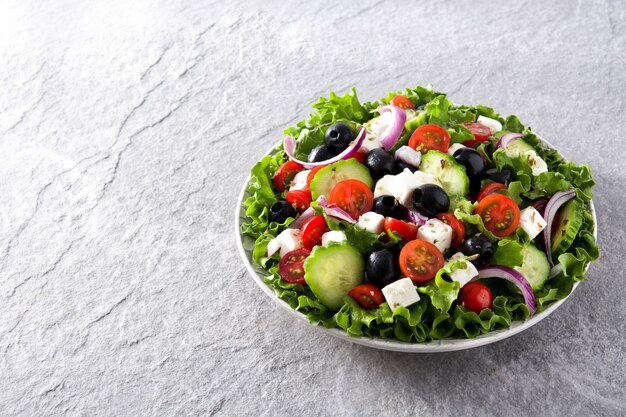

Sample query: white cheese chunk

[382,277,420,311]
[357,212,385,234]
[519,206,547,240]
[267,229,303,258]
[525,150,548,176]
[367,111,394,139]
[445,257,479,288]
[374,174,396,198]
[477,115,502,133]
[289,169,311,191]
[447,143,466,156]
[375,169,441,206]
[416,218,453,253]
[321,230,347,246]
[359,135,383,153]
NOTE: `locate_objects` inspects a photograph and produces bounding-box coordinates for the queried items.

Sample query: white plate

[235,136,597,352]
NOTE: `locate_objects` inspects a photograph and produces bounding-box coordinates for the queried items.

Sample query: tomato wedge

[384,217,418,242]
[300,215,328,249]
[390,95,415,110]
[408,124,450,153]
[278,248,311,284]
[348,284,385,309]
[458,282,493,313]
[474,194,520,238]
[399,239,445,283]
[286,189,312,213]
[328,179,374,220]
[462,122,492,141]
[477,183,508,202]
[436,213,466,249]
[273,161,303,193]
[306,166,325,189]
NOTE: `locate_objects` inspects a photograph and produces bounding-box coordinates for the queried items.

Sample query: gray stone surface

[0,0,624,415]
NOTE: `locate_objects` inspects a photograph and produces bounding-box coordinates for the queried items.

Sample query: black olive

[461,235,494,265]
[412,184,450,218]
[324,123,354,152]
[373,195,405,220]
[307,144,338,163]
[268,200,297,223]
[393,160,417,174]
[453,148,486,178]
[365,249,400,288]
[468,177,482,197]
[484,168,512,185]
[364,149,395,180]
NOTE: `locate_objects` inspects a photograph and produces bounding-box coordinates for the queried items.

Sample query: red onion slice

[316,195,357,224]
[283,127,367,169]
[476,266,536,316]
[394,145,422,168]
[267,236,281,258]
[496,132,525,149]
[290,207,315,229]
[375,105,407,150]
[401,206,428,226]
[542,189,576,266]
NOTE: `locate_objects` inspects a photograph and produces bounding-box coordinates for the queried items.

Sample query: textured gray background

[0,0,624,416]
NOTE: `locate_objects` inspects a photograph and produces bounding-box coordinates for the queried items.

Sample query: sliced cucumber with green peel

[514,243,550,290]
[309,158,373,200]
[304,243,364,311]
[419,150,469,196]
[504,138,535,155]
[551,199,584,257]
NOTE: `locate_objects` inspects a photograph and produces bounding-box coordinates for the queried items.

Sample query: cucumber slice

[419,150,469,196]
[309,158,373,200]
[504,138,535,155]
[514,243,550,290]
[551,199,584,257]
[304,243,364,311]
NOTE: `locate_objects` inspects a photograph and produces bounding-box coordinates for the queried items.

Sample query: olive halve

[393,160,417,174]
[412,184,450,218]
[461,235,494,264]
[373,195,405,219]
[453,148,486,178]
[484,168,512,185]
[268,200,298,223]
[365,248,400,288]
[324,123,354,152]
[364,149,395,180]
[308,144,338,163]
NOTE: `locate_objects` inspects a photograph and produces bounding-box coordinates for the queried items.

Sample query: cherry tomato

[462,139,482,148]
[278,248,311,284]
[458,282,493,313]
[436,213,466,249]
[390,95,415,110]
[461,122,492,141]
[348,284,385,309]
[477,183,508,202]
[273,161,304,193]
[300,215,329,249]
[306,166,325,190]
[408,124,450,153]
[286,189,312,213]
[399,239,445,283]
[474,194,520,238]
[328,179,374,220]
[384,217,418,241]
[351,150,368,164]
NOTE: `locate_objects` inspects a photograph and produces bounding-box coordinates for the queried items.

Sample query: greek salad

[241,85,599,342]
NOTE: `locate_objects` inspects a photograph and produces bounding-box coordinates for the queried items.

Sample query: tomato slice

[461,122,492,141]
[474,194,520,238]
[399,239,445,283]
[384,217,418,242]
[351,150,368,164]
[348,284,385,309]
[285,190,312,213]
[458,281,493,313]
[300,215,329,249]
[273,161,304,193]
[462,139,482,148]
[278,248,311,284]
[408,124,450,153]
[477,183,508,202]
[390,95,415,110]
[436,213,466,249]
[328,179,374,220]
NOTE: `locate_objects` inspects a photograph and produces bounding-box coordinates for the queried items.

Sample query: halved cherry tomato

[278,248,311,284]
[351,150,368,164]
[300,215,328,249]
[390,95,415,110]
[384,217,418,242]
[462,139,482,148]
[328,179,374,220]
[461,122,492,142]
[348,284,385,309]
[408,124,450,153]
[305,166,325,190]
[399,239,445,283]
[477,183,508,202]
[286,189,312,213]
[474,194,520,238]
[273,161,303,193]
[436,213,466,249]
[458,281,493,313]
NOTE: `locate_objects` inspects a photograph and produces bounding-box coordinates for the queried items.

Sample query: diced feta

[525,150,548,176]
[289,169,311,191]
[367,111,394,138]
[448,143,466,156]
[375,169,441,206]
[445,257,479,288]
[374,174,396,198]
[359,135,383,153]
[417,218,453,253]
[357,212,385,234]
[321,230,347,246]
[519,206,547,240]
[477,115,502,133]
[381,277,420,311]
[267,229,303,258]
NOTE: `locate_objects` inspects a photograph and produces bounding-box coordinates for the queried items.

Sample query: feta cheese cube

[367,111,394,138]
[382,277,420,311]
[321,230,347,246]
[417,218,453,253]
[289,169,311,191]
[519,206,547,240]
[374,170,441,206]
[359,135,383,153]
[477,115,502,133]
[267,229,303,258]
[445,258,479,288]
[525,150,548,176]
[357,212,385,234]
[448,143,466,156]
[374,174,396,198]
